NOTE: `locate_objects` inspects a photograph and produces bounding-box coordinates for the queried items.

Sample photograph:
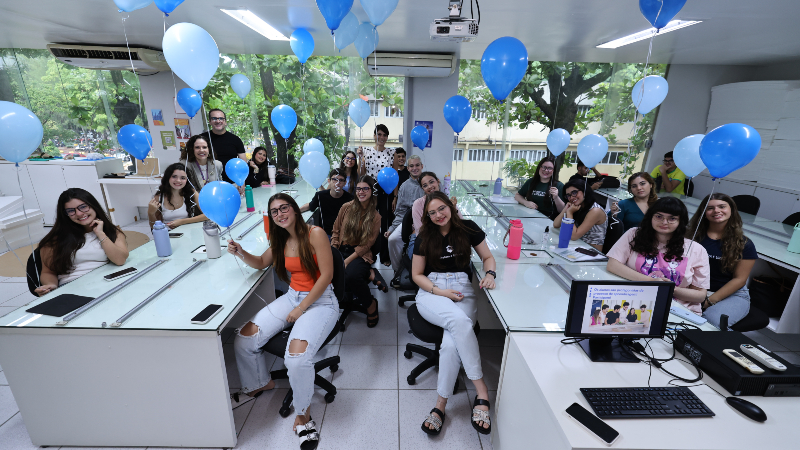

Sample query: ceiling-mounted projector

[430,0,479,43]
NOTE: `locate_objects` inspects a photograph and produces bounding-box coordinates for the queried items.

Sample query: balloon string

[121,15,144,126]
[164,17,179,114]
[687,183,716,254]
[201,102,219,164]
[552,72,562,134]
[13,166,40,287]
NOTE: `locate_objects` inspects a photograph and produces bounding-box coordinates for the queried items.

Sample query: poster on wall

[414,120,433,148]
[151,109,164,126]
[174,118,190,153]
[160,131,176,150]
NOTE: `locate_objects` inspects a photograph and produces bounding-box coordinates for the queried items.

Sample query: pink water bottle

[505,219,523,260]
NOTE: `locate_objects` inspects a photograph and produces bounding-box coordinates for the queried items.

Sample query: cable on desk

[668,381,728,399]
[560,337,586,345]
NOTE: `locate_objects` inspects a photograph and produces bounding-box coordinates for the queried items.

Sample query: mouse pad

[26,294,95,317]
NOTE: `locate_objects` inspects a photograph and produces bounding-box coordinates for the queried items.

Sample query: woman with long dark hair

[687,193,757,328]
[338,150,358,193]
[412,192,497,436]
[227,194,336,449]
[331,175,382,327]
[147,163,206,230]
[513,156,565,220]
[357,124,396,266]
[607,197,710,313]
[611,172,658,231]
[181,134,223,189]
[34,188,129,296]
[245,146,271,188]
[553,179,607,251]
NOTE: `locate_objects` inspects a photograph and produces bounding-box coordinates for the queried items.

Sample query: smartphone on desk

[565,403,619,446]
[191,304,224,325]
[103,267,137,282]
[169,232,183,238]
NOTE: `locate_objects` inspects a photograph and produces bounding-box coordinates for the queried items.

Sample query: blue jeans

[406,233,416,261]
[702,286,751,330]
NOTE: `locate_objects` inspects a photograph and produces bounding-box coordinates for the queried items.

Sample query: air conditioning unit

[47,43,170,73]
[364,53,456,78]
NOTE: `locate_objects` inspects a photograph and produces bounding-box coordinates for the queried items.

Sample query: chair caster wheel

[330,364,339,373]
[339,323,346,332]
[398,299,404,307]
[279,406,292,418]
[407,375,416,385]
[404,350,412,359]
[324,393,336,403]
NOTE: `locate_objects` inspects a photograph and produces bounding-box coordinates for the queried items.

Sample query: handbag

[749,262,796,317]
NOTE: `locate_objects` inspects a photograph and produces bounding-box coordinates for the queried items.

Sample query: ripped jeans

[234,285,339,415]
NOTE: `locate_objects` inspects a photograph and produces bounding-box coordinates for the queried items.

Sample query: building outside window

[368,100,380,117]
[468,148,504,162]
[384,105,403,118]
[453,148,463,161]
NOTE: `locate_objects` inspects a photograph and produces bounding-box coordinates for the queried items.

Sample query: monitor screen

[564,280,675,338]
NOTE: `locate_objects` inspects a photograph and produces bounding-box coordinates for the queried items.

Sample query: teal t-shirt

[616,198,646,231]
[518,178,564,219]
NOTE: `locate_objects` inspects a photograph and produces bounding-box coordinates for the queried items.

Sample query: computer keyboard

[580,387,715,419]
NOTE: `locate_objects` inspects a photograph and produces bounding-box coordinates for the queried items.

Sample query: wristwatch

[485,270,496,279]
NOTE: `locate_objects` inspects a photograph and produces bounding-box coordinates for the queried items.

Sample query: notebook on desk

[552,247,608,262]
[26,294,95,317]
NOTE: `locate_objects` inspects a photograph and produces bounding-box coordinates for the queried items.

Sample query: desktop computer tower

[674,330,800,396]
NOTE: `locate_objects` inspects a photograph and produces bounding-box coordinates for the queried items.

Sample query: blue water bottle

[558,217,574,249]
[493,178,503,195]
[152,220,173,257]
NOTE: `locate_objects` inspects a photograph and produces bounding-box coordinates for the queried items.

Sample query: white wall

[403,65,460,180]
[139,72,206,171]
[646,64,754,172]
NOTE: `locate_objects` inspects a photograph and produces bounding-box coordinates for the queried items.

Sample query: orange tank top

[284,227,322,291]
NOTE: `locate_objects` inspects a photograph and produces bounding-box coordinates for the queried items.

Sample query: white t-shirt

[58,232,109,286]
[361,146,396,178]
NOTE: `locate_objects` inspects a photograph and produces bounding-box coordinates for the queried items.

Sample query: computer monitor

[564,280,675,363]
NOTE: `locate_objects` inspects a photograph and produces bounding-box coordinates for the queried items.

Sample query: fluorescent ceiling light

[597,20,702,49]
[220,9,289,41]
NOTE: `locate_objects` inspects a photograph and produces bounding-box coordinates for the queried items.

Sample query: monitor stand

[578,337,639,363]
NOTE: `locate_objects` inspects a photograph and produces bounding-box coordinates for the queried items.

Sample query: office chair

[783,212,800,226]
[732,195,761,216]
[25,248,43,296]
[602,210,626,255]
[335,239,381,331]
[403,303,480,391]
[251,246,345,417]
[685,178,695,197]
[310,207,322,228]
[721,306,770,332]
[395,209,417,306]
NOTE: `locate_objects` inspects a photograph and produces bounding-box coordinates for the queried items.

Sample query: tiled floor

[0,263,504,449]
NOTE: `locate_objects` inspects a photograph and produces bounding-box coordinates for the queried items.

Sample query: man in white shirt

[639,304,651,325]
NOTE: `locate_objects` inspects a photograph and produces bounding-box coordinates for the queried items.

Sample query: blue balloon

[361,0,398,27]
[299,152,330,189]
[117,124,153,161]
[225,158,249,186]
[354,22,379,59]
[481,37,528,102]
[577,134,608,169]
[290,29,315,64]
[271,105,297,139]
[673,134,706,178]
[348,99,370,128]
[154,0,183,15]
[632,75,668,115]
[700,124,761,179]
[546,128,571,156]
[303,138,324,154]
[377,167,399,193]
[199,181,241,228]
[113,0,152,13]
[230,74,251,100]
[162,23,219,91]
[639,0,687,29]
[176,88,202,118]
[443,95,471,134]
[410,126,429,151]
[335,12,359,50]
[316,0,354,31]
[0,101,43,164]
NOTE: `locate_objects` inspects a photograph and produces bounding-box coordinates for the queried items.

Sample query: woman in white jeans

[227,193,337,450]
[411,192,497,436]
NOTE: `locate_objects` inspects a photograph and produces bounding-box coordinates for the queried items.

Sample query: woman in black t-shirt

[687,193,757,329]
[412,192,497,437]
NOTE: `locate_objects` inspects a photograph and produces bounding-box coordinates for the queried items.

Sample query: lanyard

[194,161,208,181]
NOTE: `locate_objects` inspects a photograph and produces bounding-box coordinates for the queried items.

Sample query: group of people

[594,302,651,326]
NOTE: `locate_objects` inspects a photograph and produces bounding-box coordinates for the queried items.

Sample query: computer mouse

[726,397,767,422]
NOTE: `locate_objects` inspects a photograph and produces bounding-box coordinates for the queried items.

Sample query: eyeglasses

[663,159,674,163]
[565,190,580,198]
[332,177,346,184]
[269,204,292,217]
[354,187,371,193]
[653,213,679,224]
[210,117,226,122]
[427,205,448,217]
[540,166,554,172]
[65,203,91,217]
[343,156,356,162]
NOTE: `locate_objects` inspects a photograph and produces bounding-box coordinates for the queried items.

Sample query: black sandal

[366,298,380,328]
[421,407,446,435]
[371,269,389,293]
[295,417,320,450]
[471,396,491,435]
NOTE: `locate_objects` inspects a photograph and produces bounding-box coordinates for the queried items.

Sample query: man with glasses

[300,169,353,238]
[650,151,686,195]
[200,109,246,184]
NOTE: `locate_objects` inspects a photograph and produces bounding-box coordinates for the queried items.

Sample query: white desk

[494,333,797,450]
[0,182,317,448]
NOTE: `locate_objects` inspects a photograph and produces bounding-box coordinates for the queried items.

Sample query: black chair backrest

[685,178,695,197]
[602,211,626,255]
[26,247,43,296]
[783,211,800,226]
[401,209,414,245]
[732,195,761,216]
[310,207,322,227]
[330,246,345,302]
